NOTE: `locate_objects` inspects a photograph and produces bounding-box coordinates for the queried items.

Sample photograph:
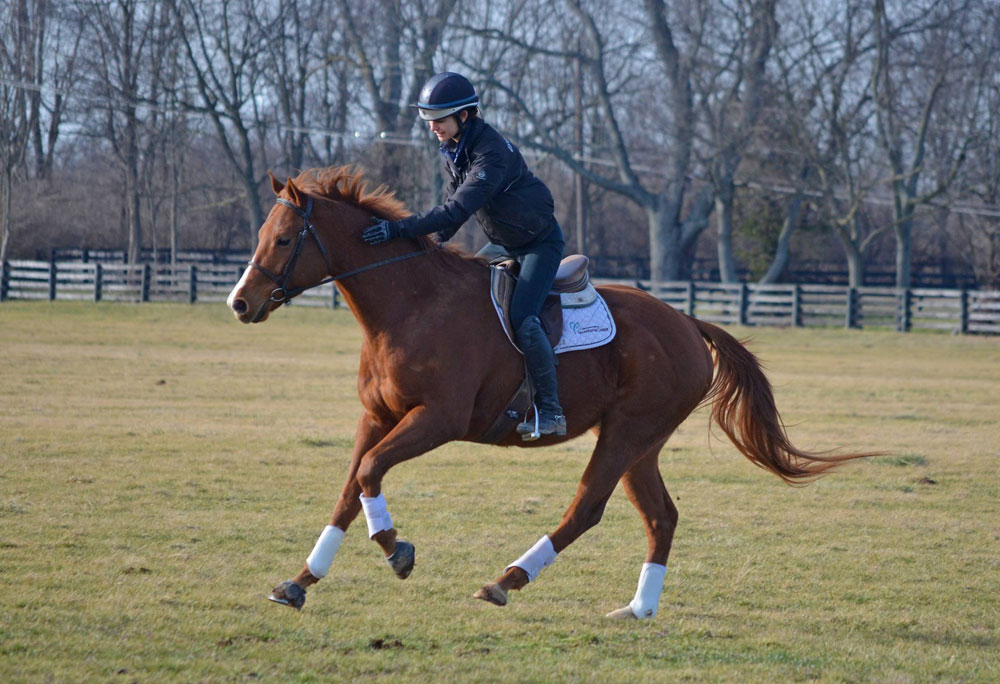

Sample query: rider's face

[428,112,466,143]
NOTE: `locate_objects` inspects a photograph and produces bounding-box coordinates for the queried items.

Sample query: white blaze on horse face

[227,264,252,314]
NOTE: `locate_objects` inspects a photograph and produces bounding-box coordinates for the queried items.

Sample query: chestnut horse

[227,166,867,619]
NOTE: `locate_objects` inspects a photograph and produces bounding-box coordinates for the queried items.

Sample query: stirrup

[516,408,567,441]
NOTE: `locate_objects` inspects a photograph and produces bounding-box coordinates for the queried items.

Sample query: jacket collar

[440,116,485,166]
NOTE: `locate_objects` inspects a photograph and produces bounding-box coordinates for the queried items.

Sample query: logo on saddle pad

[569,321,610,336]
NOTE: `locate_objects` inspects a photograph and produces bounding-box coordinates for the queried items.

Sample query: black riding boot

[514,315,567,440]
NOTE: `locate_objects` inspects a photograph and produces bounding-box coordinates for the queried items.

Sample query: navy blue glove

[362,218,401,245]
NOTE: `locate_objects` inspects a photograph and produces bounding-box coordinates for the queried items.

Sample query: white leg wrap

[359,493,393,539]
[505,535,557,582]
[629,562,667,618]
[305,525,345,579]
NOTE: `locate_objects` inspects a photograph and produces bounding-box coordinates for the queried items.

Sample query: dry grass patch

[1,302,998,682]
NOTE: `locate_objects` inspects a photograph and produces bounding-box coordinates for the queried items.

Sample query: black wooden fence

[3,259,998,335]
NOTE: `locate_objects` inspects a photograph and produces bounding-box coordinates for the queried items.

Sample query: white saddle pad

[489,282,617,355]
[553,291,617,354]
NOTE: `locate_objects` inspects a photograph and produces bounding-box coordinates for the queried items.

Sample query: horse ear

[286,177,302,205]
[269,170,283,196]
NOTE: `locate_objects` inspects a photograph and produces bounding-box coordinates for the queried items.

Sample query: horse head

[227,170,377,323]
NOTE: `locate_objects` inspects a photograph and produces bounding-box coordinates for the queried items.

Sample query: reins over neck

[247,194,431,317]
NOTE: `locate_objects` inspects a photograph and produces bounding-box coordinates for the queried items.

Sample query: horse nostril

[232,298,248,315]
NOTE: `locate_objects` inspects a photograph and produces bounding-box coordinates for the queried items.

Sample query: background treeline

[1,0,999,288]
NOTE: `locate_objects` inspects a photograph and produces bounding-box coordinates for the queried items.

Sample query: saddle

[489,254,595,349]
[480,254,596,444]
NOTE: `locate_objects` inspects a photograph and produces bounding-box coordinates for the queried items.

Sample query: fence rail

[594,278,1000,335]
[3,260,997,335]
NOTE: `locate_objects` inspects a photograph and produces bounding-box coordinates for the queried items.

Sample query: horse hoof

[605,605,638,620]
[473,582,508,606]
[267,580,306,610]
[386,539,415,579]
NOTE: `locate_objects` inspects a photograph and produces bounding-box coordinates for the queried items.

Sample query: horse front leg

[353,404,465,575]
[268,414,389,610]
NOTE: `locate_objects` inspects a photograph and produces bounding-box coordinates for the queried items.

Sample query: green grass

[1,301,998,682]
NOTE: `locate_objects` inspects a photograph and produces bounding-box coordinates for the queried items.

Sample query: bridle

[245,195,429,322]
[248,197,332,306]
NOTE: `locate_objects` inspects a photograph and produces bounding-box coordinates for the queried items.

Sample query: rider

[362,71,567,439]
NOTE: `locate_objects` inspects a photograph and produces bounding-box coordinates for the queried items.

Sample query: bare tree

[171,0,268,240]
[696,0,778,282]
[0,0,45,263]
[136,5,192,263]
[335,0,458,202]
[871,0,979,288]
[80,0,173,264]
[951,4,1000,288]
[26,1,79,180]
[769,1,885,287]
[458,0,718,280]
[245,0,337,175]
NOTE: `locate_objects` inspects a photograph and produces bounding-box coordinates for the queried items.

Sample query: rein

[247,196,429,320]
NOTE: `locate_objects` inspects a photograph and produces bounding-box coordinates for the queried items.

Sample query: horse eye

[276,237,291,246]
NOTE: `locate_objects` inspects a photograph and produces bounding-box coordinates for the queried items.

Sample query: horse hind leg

[474,428,658,611]
[605,450,678,620]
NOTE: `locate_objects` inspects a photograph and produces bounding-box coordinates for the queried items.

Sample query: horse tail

[693,317,872,485]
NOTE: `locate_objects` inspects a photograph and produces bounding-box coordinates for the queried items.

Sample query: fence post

[896,288,912,332]
[738,283,749,326]
[791,284,802,327]
[685,281,695,316]
[141,263,151,302]
[94,263,103,302]
[845,287,857,329]
[959,289,969,334]
[48,258,57,301]
[331,283,339,309]
[0,260,8,301]
[189,264,198,304]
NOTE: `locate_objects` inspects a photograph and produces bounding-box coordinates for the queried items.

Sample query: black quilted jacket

[395,117,557,249]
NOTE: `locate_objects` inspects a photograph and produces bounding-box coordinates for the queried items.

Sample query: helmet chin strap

[446,110,470,143]
[443,111,473,163]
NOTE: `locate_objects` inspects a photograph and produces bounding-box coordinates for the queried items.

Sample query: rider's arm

[394,147,507,241]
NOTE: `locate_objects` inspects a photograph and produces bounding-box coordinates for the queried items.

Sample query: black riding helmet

[413,72,479,121]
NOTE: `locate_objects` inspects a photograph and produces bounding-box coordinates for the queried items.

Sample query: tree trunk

[758,193,803,284]
[833,229,865,288]
[894,215,912,288]
[648,204,682,281]
[715,188,738,282]
[0,167,11,263]
[125,118,142,264]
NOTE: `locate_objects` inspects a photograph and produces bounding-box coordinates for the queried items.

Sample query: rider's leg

[514,315,566,437]
[509,227,566,438]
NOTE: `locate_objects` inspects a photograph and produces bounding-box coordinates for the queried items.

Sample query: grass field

[1,301,998,682]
